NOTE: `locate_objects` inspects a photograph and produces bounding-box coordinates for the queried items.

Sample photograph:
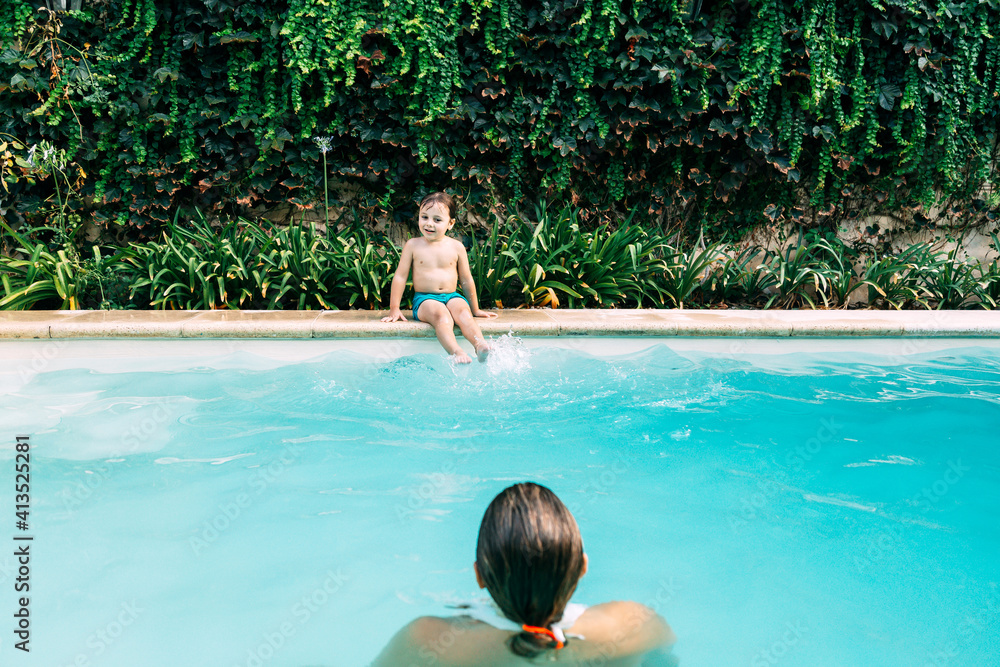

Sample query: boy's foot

[475,341,491,363]
[452,351,473,364]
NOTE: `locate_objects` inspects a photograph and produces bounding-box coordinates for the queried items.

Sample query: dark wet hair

[476,482,586,658]
[418,191,456,221]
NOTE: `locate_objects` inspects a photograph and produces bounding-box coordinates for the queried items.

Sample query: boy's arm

[381,241,413,322]
[457,243,497,318]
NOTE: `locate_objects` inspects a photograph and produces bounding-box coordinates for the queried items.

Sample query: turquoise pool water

[1,338,998,666]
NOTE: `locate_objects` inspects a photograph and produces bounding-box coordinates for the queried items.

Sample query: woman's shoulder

[393,614,481,645]
[371,614,506,667]
[372,605,675,667]
[573,601,676,653]
[406,614,469,640]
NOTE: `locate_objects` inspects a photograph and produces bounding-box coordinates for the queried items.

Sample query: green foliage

[497,204,668,308]
[909,246,988,310]
[0,219,125,309]
[0,242,83,309]
[565,209,669,307]
[502,206,584,308]
[122,211,399,310]
[854,242,998,310]
[860,244,927,310]
[811,236,863,308]
[701,246,759,305]
[977,259,1000,308]
[759,230,840,309]
[468,216,517,307]
[126,213,263,309]
[2,204,997,311]
[257,222,341,310]
[658,243,719,309]
[738,250,780,306]
[2,0,998,239]
[331,223,399,309]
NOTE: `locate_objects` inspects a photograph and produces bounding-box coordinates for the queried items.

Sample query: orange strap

[521,624,565,649]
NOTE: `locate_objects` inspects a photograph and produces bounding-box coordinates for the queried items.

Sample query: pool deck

[1,309,999,338]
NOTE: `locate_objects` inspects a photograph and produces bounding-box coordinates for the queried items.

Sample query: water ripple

[154,453,254,465]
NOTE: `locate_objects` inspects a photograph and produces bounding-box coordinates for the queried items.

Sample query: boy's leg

[446,298,490,361]
[419,300,472,363]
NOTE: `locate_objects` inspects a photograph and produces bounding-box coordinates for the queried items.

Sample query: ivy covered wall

[1,0,998,240]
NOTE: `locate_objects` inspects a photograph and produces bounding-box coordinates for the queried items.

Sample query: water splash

[485,330,532,376]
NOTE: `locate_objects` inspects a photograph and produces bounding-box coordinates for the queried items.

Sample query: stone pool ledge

[1,309,1000,339]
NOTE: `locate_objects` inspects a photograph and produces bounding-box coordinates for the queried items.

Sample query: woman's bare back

[371,601,677,666]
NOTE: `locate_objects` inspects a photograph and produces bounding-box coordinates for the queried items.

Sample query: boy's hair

[418,191,457,221]
[476,482,586,658]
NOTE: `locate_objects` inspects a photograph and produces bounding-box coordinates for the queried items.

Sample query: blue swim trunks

[411,291,469,322]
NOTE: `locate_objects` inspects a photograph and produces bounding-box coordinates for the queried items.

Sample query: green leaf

[708,118,741,139]
[745,128,773,154]
[812,125,834,142]
[154,68,179,83]
[219,31,258,44]
[878,83,901,111]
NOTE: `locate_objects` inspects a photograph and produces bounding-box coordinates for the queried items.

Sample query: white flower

[313,136,333,154]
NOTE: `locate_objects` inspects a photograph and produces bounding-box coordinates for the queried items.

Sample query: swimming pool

[1,337,998,666]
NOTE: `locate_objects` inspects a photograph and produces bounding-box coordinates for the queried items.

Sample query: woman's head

[475,482,587,657]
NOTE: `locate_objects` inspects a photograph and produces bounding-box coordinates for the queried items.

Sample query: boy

[381,192,498,363]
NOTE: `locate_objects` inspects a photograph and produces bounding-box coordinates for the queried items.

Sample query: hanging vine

[0,0,997,236]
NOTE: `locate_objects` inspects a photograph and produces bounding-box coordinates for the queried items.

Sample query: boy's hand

[473,309,498,319]
[381,309,407,323]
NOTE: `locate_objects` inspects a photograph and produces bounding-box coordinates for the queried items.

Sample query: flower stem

[322,152,329,228]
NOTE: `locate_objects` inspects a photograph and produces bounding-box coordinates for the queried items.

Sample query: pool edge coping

[1,309,1000,339]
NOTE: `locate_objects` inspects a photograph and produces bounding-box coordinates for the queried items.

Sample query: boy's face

[418,202,453,241]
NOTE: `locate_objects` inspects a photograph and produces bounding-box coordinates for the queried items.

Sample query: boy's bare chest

[412,245,458,269]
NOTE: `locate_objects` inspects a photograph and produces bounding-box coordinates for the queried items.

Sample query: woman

[372,482,677,666]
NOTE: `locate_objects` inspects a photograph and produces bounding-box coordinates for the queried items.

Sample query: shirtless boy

[381,192,498,363]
